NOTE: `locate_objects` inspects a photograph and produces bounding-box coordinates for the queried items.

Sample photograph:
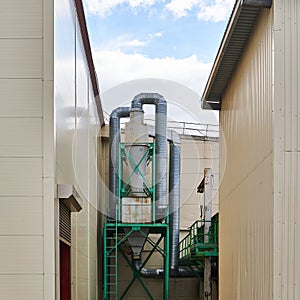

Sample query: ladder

[104,222,118,299]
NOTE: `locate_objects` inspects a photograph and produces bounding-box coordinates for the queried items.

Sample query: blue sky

[82,0,235,122]
[85,2,229,60]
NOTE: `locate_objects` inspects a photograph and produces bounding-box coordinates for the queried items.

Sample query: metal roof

[201,0,272,110]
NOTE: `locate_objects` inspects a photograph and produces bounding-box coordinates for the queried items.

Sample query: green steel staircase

[179,214,219,269]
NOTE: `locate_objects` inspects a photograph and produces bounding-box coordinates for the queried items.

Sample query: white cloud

[84,0,235,21]
[166,0,235,22]
[93,49,212,94]
[166,0,200,18]
[148,31,163,38]
[99,35,148,50]
[98,32,163,51]
[197,0,235,22]
[84,0,163,16]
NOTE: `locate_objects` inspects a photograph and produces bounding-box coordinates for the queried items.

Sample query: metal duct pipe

[169,135,181,272]
[109,107,130,220]
[134,260,200,278]
[147,126,181,272]
[131,93,167,220]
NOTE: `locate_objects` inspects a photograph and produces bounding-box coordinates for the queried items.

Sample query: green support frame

[104,223,169,300]
[103,142,170,299]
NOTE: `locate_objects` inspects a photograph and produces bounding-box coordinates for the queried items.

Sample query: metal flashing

[74,0,105,126]
[201,0,272,110]
[57,184,82,212]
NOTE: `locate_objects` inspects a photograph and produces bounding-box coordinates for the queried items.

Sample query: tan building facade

[202,0,300,299]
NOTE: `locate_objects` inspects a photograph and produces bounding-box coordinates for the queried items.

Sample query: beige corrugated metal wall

[219,8,274,299]
[273,1,300,299]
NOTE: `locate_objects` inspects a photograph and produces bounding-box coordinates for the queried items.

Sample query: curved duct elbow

[109,107,130,220]
[131,92,166,110]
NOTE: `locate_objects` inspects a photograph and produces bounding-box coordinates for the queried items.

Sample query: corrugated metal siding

[219,8,273,299]
[273,0,300,299]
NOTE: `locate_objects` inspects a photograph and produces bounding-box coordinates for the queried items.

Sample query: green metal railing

[179,214,218,263]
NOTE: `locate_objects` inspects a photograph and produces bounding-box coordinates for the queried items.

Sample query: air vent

[59,201,71,244]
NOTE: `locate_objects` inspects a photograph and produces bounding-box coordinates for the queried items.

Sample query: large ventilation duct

[148,126,181,272]
[169,135,181,272]
[109,107,130,220]
[131,93,167,220]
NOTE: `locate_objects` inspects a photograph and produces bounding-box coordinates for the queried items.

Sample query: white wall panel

[0,39,42,78]
[89,91,100,208]
[0,0,46,298]
[0,79,42,117]
[55,0,76,185]
[0,0,42,38]
[74,19,89,202]
[54,2,101,299]
[0,275,43,300]
[0,197,43,235]
[180,136,219,231]
[0,118,42,157]
[0,158,42,196]
[0,236,43,274]
[181,158,218,174]
[181,139,204,158]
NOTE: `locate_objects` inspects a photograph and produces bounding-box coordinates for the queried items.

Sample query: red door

[60,241,71,300]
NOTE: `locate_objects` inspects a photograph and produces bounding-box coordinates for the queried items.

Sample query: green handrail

[179,215,219,261]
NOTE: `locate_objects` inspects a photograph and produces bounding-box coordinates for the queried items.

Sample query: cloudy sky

[82,0,235,122]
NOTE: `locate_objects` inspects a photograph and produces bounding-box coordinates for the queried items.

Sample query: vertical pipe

[147,126,181,272]
[204,168,212,300]
[164,226,170,300]
[169,141,181,272]
[109,107,130,220]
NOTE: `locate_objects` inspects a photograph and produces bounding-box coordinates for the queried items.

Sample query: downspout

[109,107,130,220]
[131,93,167,220]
